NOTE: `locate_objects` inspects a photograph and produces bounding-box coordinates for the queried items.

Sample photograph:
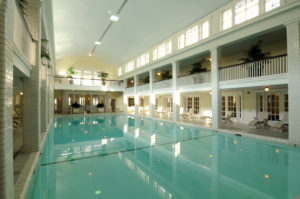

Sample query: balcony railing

[125,87,135,94]
[54,77,124,89]
[220,54,288,81]
[137,84,150,92]
[178,71,211,87]
[153,79,172,90]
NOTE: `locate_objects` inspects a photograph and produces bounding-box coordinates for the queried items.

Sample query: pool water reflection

[26,115,300,199]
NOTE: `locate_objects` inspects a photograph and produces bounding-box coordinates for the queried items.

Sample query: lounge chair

[272,112,288,132]
[249,112,269,128]
[222,111,233,124]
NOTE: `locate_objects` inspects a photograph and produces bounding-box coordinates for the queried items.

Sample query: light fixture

[157,71,161,76]
[95,41,101,45]
[20,91,23,96]
[209,57,212,61]
[264,86,270,92]
[130,80,134,83]
[88,51,93,57]
[209,90,212,95]
[110,15,119,21]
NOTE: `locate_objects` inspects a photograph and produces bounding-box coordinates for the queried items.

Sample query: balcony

[54,77,124,91]
[136,84,150,94]
[220,55,288,81]
[153,79,172,91]
[178,71,211,88]
[125,86,135,94]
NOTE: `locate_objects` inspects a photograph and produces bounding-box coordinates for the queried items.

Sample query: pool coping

[14,118,54,199]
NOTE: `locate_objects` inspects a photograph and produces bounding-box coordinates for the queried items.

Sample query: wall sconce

[157,71,161,76]
[130,80,134,83]
[20,91,23,96]
[209,90,212,95]
[264,86,270,92]
[209,57,212,61]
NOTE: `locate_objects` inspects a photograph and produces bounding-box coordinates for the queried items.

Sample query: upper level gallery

[118,0,299,87]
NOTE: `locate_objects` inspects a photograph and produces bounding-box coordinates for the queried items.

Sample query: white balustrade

[54,77,124,90]
[125,87,135,94]
[178,71,211,87]
[153,79,172,90]
[220,55,287,81]
[137,84,150,92]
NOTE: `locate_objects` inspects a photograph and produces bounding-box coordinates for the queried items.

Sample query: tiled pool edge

[126,113,298,148]
[14,118,54,199]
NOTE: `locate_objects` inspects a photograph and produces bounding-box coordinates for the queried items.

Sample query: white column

[172,61,180,122]
[286,21,300,145]
[149,70,155,118]
[210,47,222,129]
[134,75,139,116]
[0,0,14,198]
[123,78,127,113]
[41,65,47,132]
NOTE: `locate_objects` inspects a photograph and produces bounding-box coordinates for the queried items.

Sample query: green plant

[189,58,207,75]
[66,67,76,78]
[240,40,270,63]
[240,40,270,77]
[161,70,172,80]
[98,72,109,85]
[143,76,150,84]
[41,39,51,68]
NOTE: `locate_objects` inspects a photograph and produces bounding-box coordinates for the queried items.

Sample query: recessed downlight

[110,15,119,21]
[95,41,101,45]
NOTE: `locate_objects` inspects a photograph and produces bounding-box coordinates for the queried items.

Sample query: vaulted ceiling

[53,0,232,67]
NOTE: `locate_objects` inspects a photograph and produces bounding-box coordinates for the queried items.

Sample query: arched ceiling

[53,0,232,67]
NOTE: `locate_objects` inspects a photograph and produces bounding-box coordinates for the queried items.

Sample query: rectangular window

[259,95,263,112]
[178,34,185,49]
[79,96,85,106]
[228,96,237,117]
[235,0,259,24]
[125,61,135,72]
[265,0,280,12]
[128,97,134,107]
[136,58,141,68]
[267,94,280,121]
[167,98,173,112]
[222,96,226,117]
[118,67,122,76]
[201,21,209,39]
[194,97,200,114]
[223,9,232,30]
[158,43,166,59]
[166,41,172,55]
[68,97,72,106]
[235,0,246,24]
[73,70,81,85]
[186,25,199,46]
[187,97,193,112]
[246,0,259,20]
[92,97,98,106]
[153,48,158,61]
[284,94,288,112]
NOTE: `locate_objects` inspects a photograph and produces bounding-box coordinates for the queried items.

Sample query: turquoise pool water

[26,114,300,199]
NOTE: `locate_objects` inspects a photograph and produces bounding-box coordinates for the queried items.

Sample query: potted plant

[97,103,105,113]
[41,39,51,68]
[240,40,270,77]
[66,67,76,84]
[71,102,81,114]
[189,58,207,75]
[143,76,150,84]
[161,70,172,81]
[98,72,108,86]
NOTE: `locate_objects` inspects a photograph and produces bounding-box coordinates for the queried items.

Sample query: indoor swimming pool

[26,114,300,199]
